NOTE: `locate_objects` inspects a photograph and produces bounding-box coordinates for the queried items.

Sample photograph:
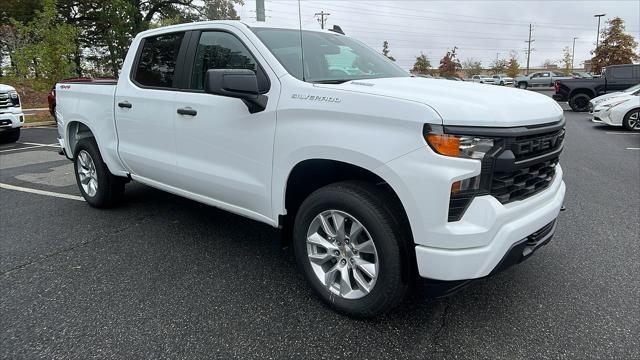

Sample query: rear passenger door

[606,66,635,91]
[115,31,187,183]
[171,28,280,220]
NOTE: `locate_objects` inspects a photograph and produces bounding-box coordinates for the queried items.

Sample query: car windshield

[251,28,409,83]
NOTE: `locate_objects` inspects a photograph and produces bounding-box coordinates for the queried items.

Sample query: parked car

[55,21,566,317]
[514,71,572,89]
[553,64,640,112]
[471,75,495,84]
[492,75,514,86]
[591,93,640,131]
[0,84,25,143]
[589,83,640,112]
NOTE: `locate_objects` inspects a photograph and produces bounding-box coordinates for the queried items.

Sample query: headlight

[603,99,629,109]
[425,130,494,161]
[8,91,20,106]
[425,125,496,194]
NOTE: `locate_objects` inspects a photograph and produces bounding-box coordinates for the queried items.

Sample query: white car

[492,75,514,86]
[471,75,495,84]
[589,83,640,112]
[55,21,565,317]
[592,93,640,130]
[0,84,25,143]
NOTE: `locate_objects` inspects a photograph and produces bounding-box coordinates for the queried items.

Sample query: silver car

[514,71,572,89]
[492,75,514,86]
[471,75,495,84]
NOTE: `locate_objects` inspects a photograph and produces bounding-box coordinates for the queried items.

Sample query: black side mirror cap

[204,69,268,113]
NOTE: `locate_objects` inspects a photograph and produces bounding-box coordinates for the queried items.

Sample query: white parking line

[0,143,59,153]
[605,132,640,135]
[0,183,84,201]
[627,147,640,150]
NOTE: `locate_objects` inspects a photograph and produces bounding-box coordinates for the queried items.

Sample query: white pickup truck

[56,21,566,317]
[0,84,25,143]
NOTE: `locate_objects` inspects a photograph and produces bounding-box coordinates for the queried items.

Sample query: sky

[235,0,640,71]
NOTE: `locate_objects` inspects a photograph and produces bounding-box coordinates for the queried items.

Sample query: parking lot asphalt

[1,111,639,359]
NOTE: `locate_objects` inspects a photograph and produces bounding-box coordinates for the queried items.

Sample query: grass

[24,112,54,124]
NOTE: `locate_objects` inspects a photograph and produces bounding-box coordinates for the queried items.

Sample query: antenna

[298,0,306,82]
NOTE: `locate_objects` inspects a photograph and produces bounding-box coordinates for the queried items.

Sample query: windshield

[251,28,409,83]
[623,84,640,93]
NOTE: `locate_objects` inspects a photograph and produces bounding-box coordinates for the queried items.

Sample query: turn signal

[425,134,460,157]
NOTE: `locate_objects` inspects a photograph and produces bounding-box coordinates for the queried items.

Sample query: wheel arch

[279,158,413,245]
[569,88,595,99]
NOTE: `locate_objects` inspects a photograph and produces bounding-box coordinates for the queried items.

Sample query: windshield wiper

[311,79,351,84]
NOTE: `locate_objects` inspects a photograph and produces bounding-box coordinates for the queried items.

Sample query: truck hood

[317,77,563,127]
[0,84,17,92]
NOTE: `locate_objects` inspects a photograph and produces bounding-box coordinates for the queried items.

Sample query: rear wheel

[569,93,591,112]
[622,109,640,131]
[518,82,528,89]
[73,138,125,207]
[293,181,411,318]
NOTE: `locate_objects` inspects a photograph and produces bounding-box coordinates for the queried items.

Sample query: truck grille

[491,157,559,203]
[0,92,11,109]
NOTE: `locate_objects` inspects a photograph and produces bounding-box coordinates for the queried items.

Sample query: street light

[572,37,578,71]
[594,14,606,49]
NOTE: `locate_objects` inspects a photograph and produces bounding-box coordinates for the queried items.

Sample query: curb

[23,121,56,128]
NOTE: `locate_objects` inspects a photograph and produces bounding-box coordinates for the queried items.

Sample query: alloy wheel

[305,210,379,299]
[77,150,98,197]
[628,111,640,130]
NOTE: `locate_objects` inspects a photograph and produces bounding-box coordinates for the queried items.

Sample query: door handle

[177,107,197,116]
[118,101,132,109]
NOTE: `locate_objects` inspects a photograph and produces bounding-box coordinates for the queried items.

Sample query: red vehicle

[48,77,116,119]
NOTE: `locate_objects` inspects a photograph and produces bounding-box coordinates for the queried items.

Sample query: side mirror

[204,69,268,113]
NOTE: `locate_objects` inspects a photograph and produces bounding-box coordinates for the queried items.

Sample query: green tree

[489,58,507,75]
[505,52,520,78]
[411,52,431,75]
[438,46,461,77]
[382,40,395,61]
[10,0,78,84]
[591,17,639,74]
[462,58,483,78]
[203,0,243,20]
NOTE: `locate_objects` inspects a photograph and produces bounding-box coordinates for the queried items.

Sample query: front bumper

[376,145,565,282]
[0,109,25,131]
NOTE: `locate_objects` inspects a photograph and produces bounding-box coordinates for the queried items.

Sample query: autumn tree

[505,52,520,77]
[411,52,431,75]
[382,40,395,61]
[561,46,573,75]
[438,46,461,77]
[462,58,483,78]
[591,17,639,74]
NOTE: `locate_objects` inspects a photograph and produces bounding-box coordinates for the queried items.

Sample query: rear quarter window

[134,32,185,88]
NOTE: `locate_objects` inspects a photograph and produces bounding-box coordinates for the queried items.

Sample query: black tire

[293,181,412,318]
[1,128,20,143]
[569,93,591,112]
[73,138,125,207]
[622,108,640,131]
[500,81,504,86]
[518,82,528,89]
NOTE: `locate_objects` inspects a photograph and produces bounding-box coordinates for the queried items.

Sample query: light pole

[572,37,578,71]
[594,14,606,49]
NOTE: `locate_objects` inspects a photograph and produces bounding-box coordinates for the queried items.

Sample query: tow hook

[560,205,567,212]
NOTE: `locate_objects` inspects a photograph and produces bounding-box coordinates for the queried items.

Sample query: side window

[531,73,539,78]
[134,32,185,88]
[190,31,259,91]
[541,72,550,78]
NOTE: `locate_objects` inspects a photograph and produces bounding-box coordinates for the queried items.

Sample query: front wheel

[73,138,125,207]
[622,109,640,131]
[293,181,411,318]
[518,82,528,89]
[1,128,20,143]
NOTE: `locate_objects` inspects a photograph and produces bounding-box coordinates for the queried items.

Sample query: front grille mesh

[491,157,559,203]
